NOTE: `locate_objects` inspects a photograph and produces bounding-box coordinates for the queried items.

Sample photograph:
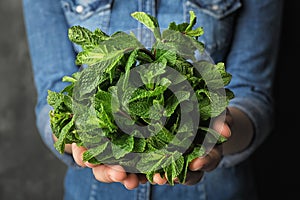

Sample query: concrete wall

[0,1,298,199]
[0,1,66,200]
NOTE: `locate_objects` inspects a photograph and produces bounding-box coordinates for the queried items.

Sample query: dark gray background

[0,1,298,200]
[0,1,66,200]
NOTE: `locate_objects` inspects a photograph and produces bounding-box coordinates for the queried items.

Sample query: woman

[22,0,283,199]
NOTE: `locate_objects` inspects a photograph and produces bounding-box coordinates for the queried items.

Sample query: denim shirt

[23,0,283,199]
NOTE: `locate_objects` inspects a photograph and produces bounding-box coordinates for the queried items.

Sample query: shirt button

[211,5,219,10]
[75,5,84,13]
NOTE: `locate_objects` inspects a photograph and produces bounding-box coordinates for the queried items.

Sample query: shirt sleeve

[22,0,79,167]
[219,0,283,167]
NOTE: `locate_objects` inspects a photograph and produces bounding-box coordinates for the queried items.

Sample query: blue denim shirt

[23,0,283,199]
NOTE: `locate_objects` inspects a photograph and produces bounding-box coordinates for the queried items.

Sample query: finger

[122,173,140,190]
[84,161,98,168]
[92,165,127,183]
[189,145,222,172]
[52,134,72,154]
[152,173,167,185]
[137,173,148,184]
[71,143,88,167]
[212,118,231,138]
[64,144,73,154]
[71,144,98,168]
[183,170,204,185]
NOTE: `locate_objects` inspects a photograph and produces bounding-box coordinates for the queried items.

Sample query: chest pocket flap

[61,0,113,30]
[186,0,241,19]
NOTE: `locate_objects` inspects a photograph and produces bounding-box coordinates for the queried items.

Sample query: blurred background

[0,0,298,199]
[0,1,66,199]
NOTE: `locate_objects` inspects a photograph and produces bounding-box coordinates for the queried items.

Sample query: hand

[52,107,236,188]
[152,109,232,185]
[52,136,147,190]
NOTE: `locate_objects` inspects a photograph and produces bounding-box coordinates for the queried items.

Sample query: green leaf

[131,130,147,152]
[177,146,205,183]
[195,89,229,119]
[68,26,109,50]
[168,21,189,32]
[137,62,167,89]
[83,141,109,162]
[111,134,134,159]
[131,11,161,40]
[47,90,73,111]
[123,49,139,90]
[128,86,167,103]
[54,117,74,154]
[199,126,227,144]
[164,91,190,117]
[72,66,109,100]
[195,61,232,89]
[163,153,184,185]
[167,11,203,38]
[146,124,174,150]
[137,149,169,173]
[161,30,199,61]
[185,10,197,32]
[185,27,204,37]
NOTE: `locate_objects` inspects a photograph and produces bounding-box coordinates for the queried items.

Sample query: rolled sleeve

[23,0,82,167]
[219,96,274,167]
[217,0,283,167]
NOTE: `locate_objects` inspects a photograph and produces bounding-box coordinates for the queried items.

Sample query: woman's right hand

[53,135,146,190]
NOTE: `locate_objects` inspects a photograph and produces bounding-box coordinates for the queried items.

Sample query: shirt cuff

[218,96,274,167]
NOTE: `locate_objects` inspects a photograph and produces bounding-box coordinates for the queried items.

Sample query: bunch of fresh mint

[47,11,234,185]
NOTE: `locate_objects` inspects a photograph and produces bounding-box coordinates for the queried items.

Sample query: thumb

[212,108,232,139]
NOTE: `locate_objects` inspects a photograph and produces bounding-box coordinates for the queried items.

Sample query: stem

[138,48,156,61]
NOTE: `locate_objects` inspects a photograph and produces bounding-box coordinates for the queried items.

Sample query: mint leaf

[131,11,161,40]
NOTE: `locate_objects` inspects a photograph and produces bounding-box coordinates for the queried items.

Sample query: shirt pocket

[185,0,241,19]
[60,0,113,53]
[184,0,242,61]
[61,0,113,32]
